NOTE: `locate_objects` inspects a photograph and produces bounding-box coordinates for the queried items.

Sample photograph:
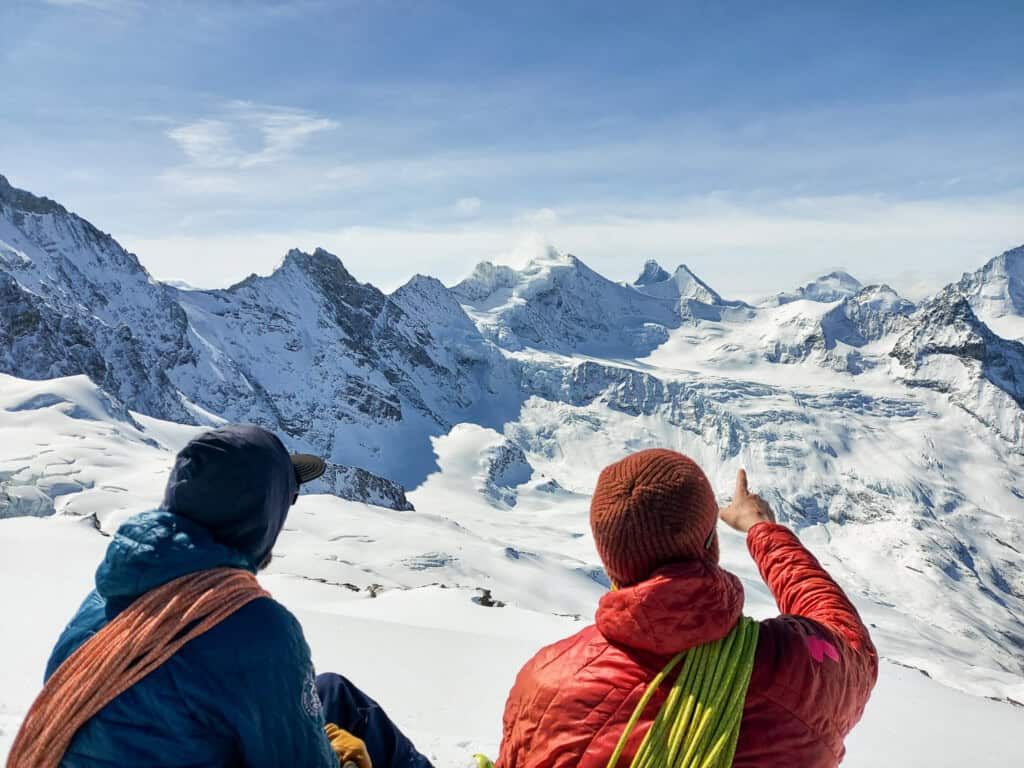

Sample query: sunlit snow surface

[0,372,1022,765]
[2,512,1023,766]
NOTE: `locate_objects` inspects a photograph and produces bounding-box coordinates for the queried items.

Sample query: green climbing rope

[607,617,759,768]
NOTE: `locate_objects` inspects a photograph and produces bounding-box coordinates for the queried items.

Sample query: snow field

[3,515,1023,766]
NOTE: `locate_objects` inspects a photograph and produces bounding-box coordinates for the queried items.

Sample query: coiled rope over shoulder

[607,616,759,768]
[7,567,269,768]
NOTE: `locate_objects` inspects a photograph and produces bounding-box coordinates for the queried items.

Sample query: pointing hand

[719,469,776,534]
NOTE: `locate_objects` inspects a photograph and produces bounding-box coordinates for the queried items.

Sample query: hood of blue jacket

[95,510,254,611]
[161,424,297,569]
[95,424,296,613]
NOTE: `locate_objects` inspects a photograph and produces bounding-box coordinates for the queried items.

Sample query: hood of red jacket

[595,559,744,655]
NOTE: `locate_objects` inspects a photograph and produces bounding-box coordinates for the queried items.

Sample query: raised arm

[720,469,878,751]
[747,521,874,653]
[719,468,875,653]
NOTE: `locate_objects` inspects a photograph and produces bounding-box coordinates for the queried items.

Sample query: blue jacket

[45,426,337,767]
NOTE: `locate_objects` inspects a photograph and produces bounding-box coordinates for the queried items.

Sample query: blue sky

[2,0,1021,297]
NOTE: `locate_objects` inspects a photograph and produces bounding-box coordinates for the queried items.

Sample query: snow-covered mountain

[451,247,681,356]
[169,250,518,486]
[957,244,1024,341]
[0,175,518,491]
[0,175,192,421]
[1,172,1023,723]
[773,269,865,305]
[892,285,1024,446]
[632,259,751,322]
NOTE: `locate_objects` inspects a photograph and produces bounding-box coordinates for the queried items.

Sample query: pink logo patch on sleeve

[806,635,840,663]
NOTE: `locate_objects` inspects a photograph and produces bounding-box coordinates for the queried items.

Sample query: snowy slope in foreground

[2,516,1022,767]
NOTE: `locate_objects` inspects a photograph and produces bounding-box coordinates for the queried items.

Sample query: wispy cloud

[234,101,337,168]
[166,119,238,168]
[164,101,338,172]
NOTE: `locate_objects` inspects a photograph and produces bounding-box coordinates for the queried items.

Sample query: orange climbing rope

[6,567,268,768]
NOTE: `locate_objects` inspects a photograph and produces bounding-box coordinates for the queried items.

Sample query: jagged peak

[451,260,520,303]
[954,244,1024,327]
[283,246,344,268]
[915,285,983,326]
[397,273,446,293]
[773,269,863,306]
[390,273,480,331]
[532,244,568,265]
[810,270,862,289]
[392,273,461,307]
[895,285,1024,363]
[631,260,726,306]
[228,247,366,297]
[634,259,671,286]
[1000,243,1024,260]
[842,283,916,318]
[977,244,1024,277]
[0,173,69,216]
[672,263,720,292]
[849,282,905,300]
[279,247,358,283]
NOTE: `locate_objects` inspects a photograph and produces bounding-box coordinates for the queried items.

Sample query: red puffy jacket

[495,523,878,768]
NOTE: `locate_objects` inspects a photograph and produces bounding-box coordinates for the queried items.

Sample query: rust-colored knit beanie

[590,449,720,586]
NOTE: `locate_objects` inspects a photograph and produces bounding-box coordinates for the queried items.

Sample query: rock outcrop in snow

[304,463,415,511]
[480,440,534,507]
[633,259,672,286]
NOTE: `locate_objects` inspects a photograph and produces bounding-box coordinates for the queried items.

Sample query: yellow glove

[324,723,372,768]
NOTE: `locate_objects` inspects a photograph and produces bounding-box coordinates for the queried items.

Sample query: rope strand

[607,617,759,768]
[7,568,268,768]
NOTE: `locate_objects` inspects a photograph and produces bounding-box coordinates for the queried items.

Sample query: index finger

[735,468,749,499]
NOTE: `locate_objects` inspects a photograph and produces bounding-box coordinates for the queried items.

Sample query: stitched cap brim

[291,453,327,484]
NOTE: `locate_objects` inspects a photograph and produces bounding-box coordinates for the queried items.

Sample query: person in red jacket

[494,449,878,768]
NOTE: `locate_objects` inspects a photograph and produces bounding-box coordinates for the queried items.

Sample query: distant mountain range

[1,172,1023,697]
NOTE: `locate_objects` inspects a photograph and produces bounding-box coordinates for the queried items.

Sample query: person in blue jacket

[44,424,433,768]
